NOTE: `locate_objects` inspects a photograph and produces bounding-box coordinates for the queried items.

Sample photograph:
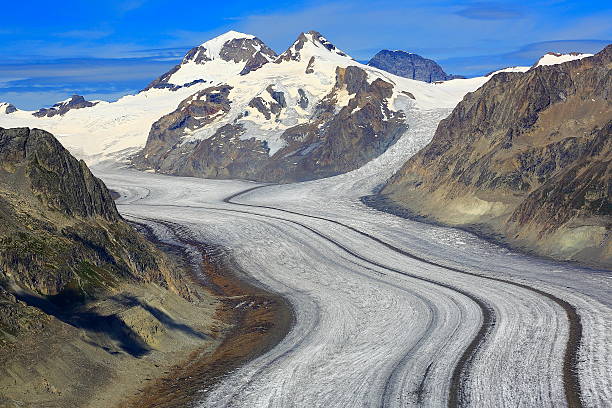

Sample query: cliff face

[135,65,406,183]
[380,45,611,268]
[0,127,186,326]
[367,50,463,82]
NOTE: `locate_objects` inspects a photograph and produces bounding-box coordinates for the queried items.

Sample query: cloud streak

[455,3,524,20]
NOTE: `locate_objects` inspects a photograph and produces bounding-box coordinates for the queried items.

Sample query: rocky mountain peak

[32,95,99,118]
[184,31,276,66]
[0,127,120,220]
[276,30,350,63]
[367,50,463,82]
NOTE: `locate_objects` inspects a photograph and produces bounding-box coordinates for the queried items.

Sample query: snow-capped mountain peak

[197,30,254,47]
[185,30,259,64]
[276,30,351,63]
[145,31,277,90]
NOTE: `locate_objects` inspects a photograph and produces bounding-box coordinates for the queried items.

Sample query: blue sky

[1,0,610,109]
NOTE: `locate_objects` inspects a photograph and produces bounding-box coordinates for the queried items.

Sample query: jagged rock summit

[276,30,351,63]
[367,50,464,82]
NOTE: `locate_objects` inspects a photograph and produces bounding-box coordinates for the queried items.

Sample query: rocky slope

[379,45,611,268]
[0,127,185,300]
[0,127,223,407]
[367,50,464,82]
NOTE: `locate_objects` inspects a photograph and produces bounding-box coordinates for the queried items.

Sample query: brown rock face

[380,45,612,268]
[134,65,407,183]
[141,85,233,161]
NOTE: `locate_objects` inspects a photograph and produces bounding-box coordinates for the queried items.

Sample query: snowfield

[0,85,214,163]
[534,52,593,67]
[96,103,612,407]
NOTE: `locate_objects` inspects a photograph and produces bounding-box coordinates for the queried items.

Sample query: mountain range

[0,30,565,182]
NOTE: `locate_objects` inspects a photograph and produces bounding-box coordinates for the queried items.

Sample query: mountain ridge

[378,45,612,268]
[0,31,602,184]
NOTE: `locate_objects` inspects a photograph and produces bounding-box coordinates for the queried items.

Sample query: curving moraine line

[119,193,497,407]
[223,185,584,408]
[132,215,448,407]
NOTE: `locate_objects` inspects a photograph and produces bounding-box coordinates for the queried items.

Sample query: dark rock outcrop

[368,50,464,82]
[220,37,277,74]
[0,127,186,311]
[143,85,233,160]
[379,45,612,267]
[135,65,407,183]
[32,95,98,118]
[1,103,16,114]
[297,89,309,109]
